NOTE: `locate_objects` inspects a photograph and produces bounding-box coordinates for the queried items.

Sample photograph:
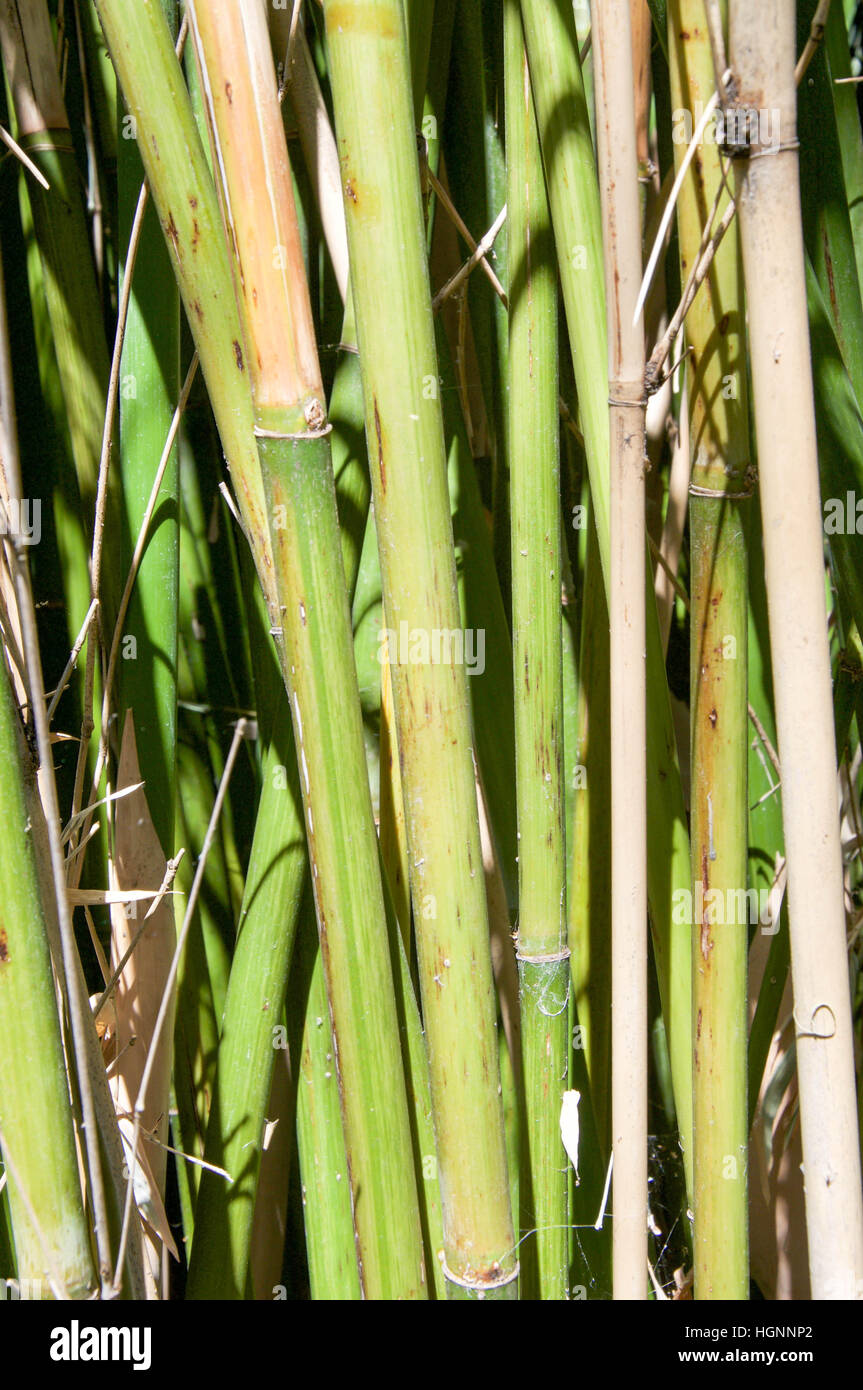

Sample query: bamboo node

[18,137,76,156]
[440,1256,520,1292]
[689,463,756,501]
[515,947,571,964]
[253,423,333,441]
[747,140,801,162]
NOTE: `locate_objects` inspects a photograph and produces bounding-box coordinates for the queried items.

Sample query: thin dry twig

[46,595,99,724]
[0,123,50,188]
[432,203,508,312]
[634,91,719,326]
[703,0,732,101]
[795,0,832,85]
[748,701,781,781]
[646,166,736,391]
[427,167,508,306]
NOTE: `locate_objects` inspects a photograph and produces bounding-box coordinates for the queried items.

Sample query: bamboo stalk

[0,252,145,1298]
[594,0,649,1301]
[323,0,517,1298]
[520,0,695,1193]
[115,0,180,858]
[185,0,426,1300]
[0,635,95,1299]
[91,0,278,626]
[107,1,180,1294]
[728,0,863,1299]
[183,519,307,1293]
[668,0,750,1301]
[181,13,369,1285]
[504,0,568,1300]
[291,902,362,1301]
[0,0,114,562]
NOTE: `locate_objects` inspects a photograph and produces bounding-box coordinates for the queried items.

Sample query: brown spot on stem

[225,81,233,104]
[718,312,730,336]
[233,340,245,371]
[345,177,358,203]
[191,299,204,321]
[823,232,838,323]
[189,195,198,210]
[708,707,717,729]
[191,219,200,251]
[613,267,622,364]
[700,850,713,960]
[164,210,180,257]
[0,928,8,963]
[696,1008,702,1040]
[373,397,386,492]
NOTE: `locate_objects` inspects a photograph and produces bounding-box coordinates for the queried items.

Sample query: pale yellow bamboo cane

[593,0,648,1300]
[728,0,863,1300]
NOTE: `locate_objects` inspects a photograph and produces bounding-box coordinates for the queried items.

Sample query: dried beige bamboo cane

[728,0,863,1299]
[593,0,648,1300]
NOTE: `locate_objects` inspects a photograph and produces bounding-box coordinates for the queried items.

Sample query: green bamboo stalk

[807,256,863,638]
[172,432,271,1247]
[115,0,180,859]
[185,0,425,1299]
[668,0,749,1300]
[445,0,510,612]
[171,744,220,1195]
[0,0,122,628]
[570,500,612,1161]
[0,654,95,1299]
[184,168,366,1300]
[291,901,362,1301]
[3,4,114,909]
[91,0,278,626]
[8,123,94,785]
[797,0,863,412]
[186,579,307,1294]
[504,0,568,1301]
[176,421,255,943]
[419,0,456,247]
[109,8,181,1255]
[824,0,863,296]
[323,0,517,1298]
[520,0,694,1192]
[438,321,518,911]
[260,433,427,1297]
[745,511,789,1127]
